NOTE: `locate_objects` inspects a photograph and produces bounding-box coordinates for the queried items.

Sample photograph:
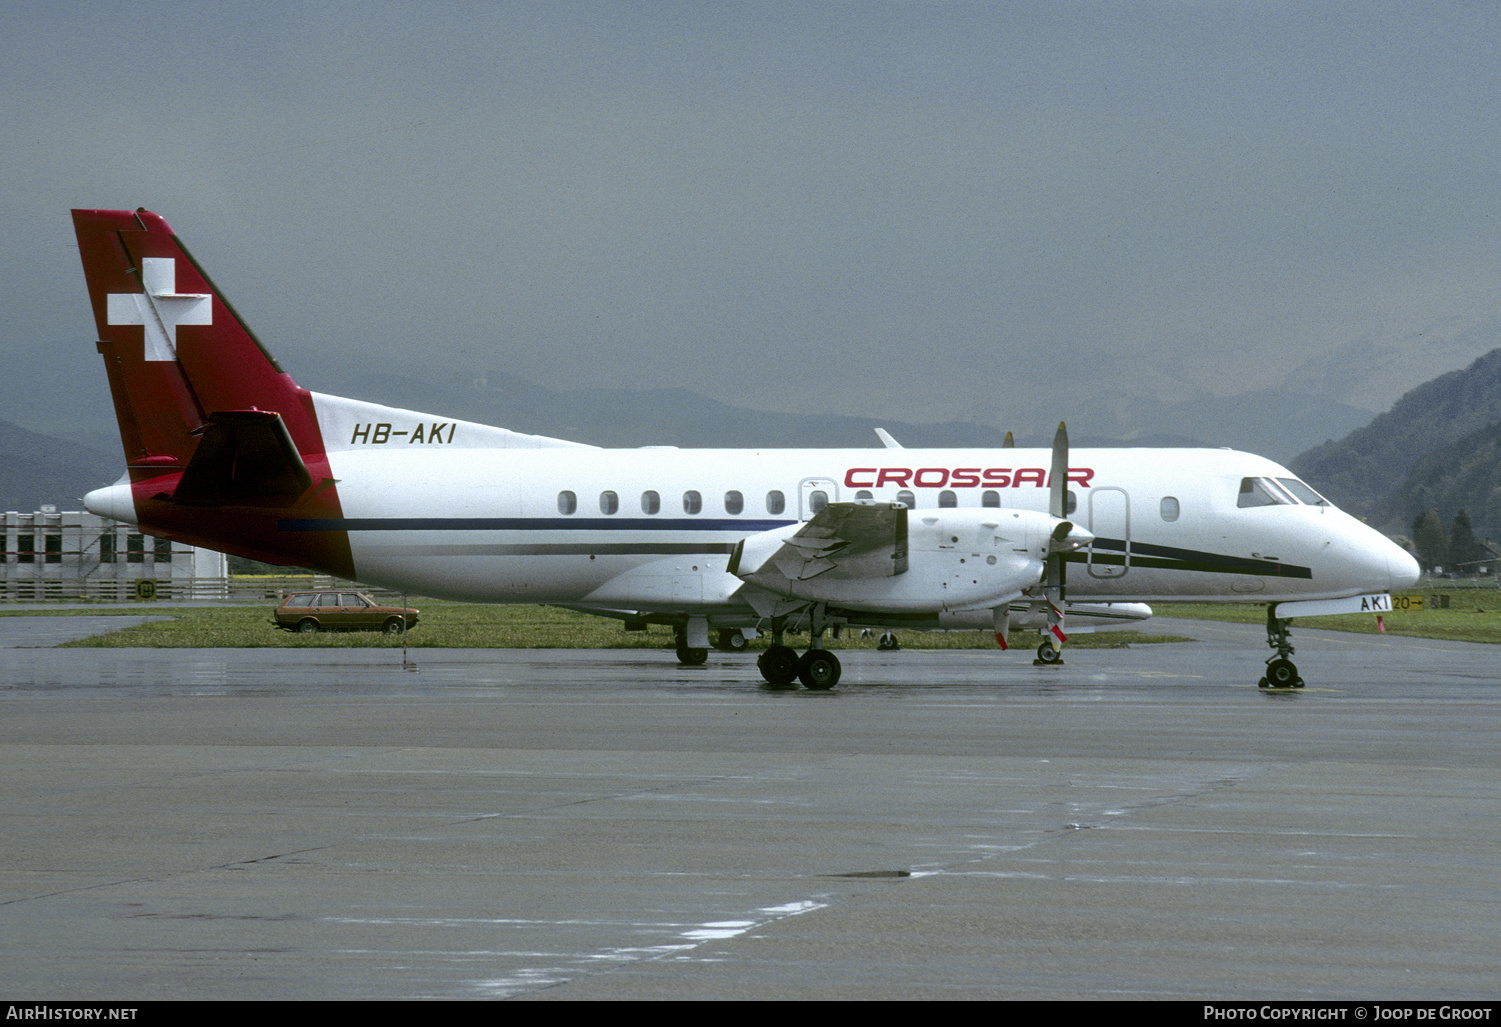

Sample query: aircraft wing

[730,501,908,585]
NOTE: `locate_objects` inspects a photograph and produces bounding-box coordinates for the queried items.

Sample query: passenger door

[1087,487,1130,579]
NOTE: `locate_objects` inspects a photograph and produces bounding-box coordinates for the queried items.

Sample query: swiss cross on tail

[106,258,212,361]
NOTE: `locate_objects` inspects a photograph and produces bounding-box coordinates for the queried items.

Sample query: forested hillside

[1291,348,1501,536]
[1393,419,1501,545]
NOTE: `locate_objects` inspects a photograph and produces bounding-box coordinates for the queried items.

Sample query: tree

[1412,510,1449,572]
[1449,510,1485,571]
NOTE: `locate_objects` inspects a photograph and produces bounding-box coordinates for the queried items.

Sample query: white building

[1,507,227,600]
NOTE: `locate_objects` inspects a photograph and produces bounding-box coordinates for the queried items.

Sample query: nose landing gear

[1034,639,1063,665]
[1258,608,1304,688]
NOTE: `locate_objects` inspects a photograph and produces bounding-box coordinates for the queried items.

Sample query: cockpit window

[1276,477,1329,506]
[1237,477,1293,508]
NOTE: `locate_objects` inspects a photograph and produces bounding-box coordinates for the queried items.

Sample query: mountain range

[1292,348,1501,540]
[0,419,121,514]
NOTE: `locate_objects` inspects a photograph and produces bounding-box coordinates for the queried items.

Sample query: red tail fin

[72,208,324,478]
[73,208,352,575]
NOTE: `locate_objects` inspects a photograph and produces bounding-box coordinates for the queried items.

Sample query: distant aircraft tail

[72,207,354,574]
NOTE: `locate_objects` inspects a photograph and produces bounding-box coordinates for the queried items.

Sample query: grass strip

[53,601,1188,650]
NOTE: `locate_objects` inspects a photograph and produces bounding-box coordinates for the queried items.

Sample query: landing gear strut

[1258,607,1304,689]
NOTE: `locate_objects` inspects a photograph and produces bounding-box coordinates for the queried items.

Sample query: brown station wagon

[274,590,420,634]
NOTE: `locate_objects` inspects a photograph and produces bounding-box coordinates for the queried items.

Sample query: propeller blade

[1049,421,1068,521]
[1044,422,1072,649]
[1002,431,1015,449]
[992,605,1010,650]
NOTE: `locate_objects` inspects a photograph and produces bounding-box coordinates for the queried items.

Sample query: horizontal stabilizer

[172,410,313,506]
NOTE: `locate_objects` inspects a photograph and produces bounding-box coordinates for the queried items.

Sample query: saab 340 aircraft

[71,208,1419,690]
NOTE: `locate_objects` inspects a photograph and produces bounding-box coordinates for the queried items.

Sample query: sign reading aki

[1271,593,1393,619]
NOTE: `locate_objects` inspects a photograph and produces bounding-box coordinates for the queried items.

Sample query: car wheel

[297,619,320,634]
[383,618,405,636]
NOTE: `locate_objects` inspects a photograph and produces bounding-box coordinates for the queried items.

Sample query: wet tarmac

[0,616,1497,1000]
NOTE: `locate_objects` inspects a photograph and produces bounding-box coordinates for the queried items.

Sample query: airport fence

[0,575,421,605]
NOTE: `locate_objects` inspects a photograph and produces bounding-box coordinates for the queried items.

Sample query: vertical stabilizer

[72,208,353,575]
[72,208,324,478]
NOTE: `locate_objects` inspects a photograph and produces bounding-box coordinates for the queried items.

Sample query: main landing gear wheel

[876,631,900,651]
[713,629,748,652]
[1260,657,1303,689]
[757,645,801,688]
[673,625,708,666]
[1034,639,1062,665]
[798,649,842,690]
[675,645,708,665]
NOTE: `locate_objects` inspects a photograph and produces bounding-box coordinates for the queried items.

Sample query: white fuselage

[312,432,1415,618]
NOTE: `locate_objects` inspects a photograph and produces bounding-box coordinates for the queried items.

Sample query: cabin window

[557,491,577,515]
[1237,477,1291,508]
[938,490,957,508]
[1066,490,1077,515]
[599,490,619,515]
[683,490,702,514]
[766,490,785,515]
[809,490,829,514]
[896,490,915,509]
[1160,496,1180,522]
[724,490,744,515]
[641,490,660,514]
[855,490,873,501]
[981,490,1000,508]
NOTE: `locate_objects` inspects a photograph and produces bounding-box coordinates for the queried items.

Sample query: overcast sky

[4,1,1500,447]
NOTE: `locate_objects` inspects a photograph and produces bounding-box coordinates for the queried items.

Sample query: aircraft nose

[1336,520,1420,594]
[1388,545,1420,591]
